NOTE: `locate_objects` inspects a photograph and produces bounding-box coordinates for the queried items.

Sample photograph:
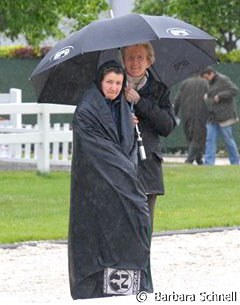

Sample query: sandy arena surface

[0,229,240,304]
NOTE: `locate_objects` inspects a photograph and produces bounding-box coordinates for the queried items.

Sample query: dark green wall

[0,58,72,124]
[1,59,240,150]
[0,58,40,103]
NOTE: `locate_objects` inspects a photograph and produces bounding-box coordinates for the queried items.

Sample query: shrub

[0,45,239,62]
[0,45,52,58]
[216,49,240,63]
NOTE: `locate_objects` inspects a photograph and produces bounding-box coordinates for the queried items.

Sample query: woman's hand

[132,114,139,126]
[125,86,141,104]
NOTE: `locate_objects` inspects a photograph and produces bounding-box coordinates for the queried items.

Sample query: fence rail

[0,100,76,173]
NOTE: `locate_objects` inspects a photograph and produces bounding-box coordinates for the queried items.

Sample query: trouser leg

[147,194,157,234]
[187,142,199,163]
[186,141,195,163]
[220,125,239,164]
[204,123,217,165]
[186,141,204,165]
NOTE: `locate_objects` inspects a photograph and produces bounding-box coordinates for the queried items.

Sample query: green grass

[0,171,70,243]
[0,165,240,244]
[155,164,240,231]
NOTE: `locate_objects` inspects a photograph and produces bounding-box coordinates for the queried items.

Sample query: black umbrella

[30,13,218,105]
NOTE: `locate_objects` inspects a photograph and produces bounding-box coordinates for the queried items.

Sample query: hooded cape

[68,84,152,299]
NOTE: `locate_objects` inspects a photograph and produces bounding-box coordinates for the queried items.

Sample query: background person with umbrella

[121,42,176,234]
[68,60,153,299]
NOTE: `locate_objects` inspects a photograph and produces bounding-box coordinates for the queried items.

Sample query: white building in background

[108,0,135,16]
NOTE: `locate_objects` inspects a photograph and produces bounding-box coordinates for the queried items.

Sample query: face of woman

[123,45,151,78]
[101,72,124,100]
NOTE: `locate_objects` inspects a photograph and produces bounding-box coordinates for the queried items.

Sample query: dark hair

[200,65,216,76]
[95,60,127,93]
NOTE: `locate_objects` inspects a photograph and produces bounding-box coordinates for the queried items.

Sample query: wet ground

[1,229,240,304]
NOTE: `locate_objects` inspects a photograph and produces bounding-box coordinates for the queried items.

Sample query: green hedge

[1,46,240,62]
[0,45,50,58]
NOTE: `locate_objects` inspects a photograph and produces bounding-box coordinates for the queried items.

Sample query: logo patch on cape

[103,268,141,295]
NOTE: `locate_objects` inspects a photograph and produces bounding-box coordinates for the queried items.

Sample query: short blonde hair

[121,42,155,65]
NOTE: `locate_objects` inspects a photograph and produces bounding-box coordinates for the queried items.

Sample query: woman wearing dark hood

[68,60,153,299]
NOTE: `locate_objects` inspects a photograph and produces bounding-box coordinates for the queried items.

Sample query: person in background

[200,66,239,165]
[174,74,208,165]
[121,43,176,234]
[68,60,152,300]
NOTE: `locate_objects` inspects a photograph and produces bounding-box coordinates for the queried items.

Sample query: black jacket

[134,71,176,194]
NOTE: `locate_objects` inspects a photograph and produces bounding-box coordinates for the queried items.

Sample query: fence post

[62,123,70,161]
[9,88,22,158]
[9,88,22,128]
[37,104,50,173]
[52,123,60,161]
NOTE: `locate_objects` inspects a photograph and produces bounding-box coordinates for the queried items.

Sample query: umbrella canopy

[30,13,218,105]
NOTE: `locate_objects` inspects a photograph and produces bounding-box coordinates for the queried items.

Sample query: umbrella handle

[135,124,146,161]
[130,104,146,161]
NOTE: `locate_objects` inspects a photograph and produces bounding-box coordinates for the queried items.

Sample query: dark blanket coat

[68,84,152,299]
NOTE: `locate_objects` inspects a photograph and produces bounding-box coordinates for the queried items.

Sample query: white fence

[0,90,76,173]
[0,88,22,126]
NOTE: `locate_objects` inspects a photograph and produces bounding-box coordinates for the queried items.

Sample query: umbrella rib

[95,51,101,76]
[184,39,219,63]
[135,14,159,41]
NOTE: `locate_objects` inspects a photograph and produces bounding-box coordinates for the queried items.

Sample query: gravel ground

[0,160,70,171]
[1,229,240,304]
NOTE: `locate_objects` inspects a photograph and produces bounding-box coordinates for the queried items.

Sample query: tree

[134,0,169,16]
[134,0,240,52]
[0,0,109,46]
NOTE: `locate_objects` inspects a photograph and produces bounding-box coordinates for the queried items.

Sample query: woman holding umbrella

[68,60,153,299]
[121,43,176,234]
